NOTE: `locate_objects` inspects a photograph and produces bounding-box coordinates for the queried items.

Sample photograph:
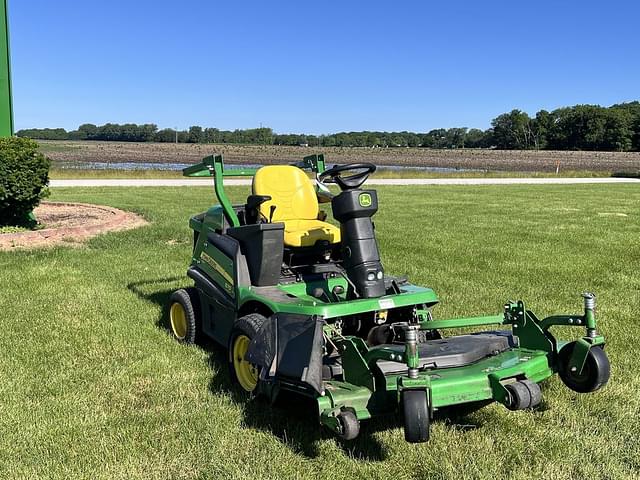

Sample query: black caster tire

[402,389,430,443]
[505,381,532,410]
[228,314,266,394]
[336,410,360,441]
[168,288,200,344]
[558,343,610,393]
[520,379,542,408]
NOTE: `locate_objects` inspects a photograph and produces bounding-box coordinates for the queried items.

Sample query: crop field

[1,184,638,479]
[39,140,640,174]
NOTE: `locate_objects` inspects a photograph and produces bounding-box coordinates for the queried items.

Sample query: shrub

[0,137,51,227]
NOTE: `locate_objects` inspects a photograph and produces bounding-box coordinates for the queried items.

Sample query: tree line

[16,101,640,151]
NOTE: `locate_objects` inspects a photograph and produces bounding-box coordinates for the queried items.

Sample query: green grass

[49,167,614,180]
[0,225,28,234]
[38,143,85,154]
[1,185,639,479]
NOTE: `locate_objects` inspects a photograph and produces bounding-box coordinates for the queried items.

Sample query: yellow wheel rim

[233,334,258,392]
[170,302,188,340]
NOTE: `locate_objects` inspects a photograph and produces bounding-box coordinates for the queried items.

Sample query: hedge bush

[0,137,50,227]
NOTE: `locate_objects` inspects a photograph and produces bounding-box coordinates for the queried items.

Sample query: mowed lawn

[1,184,639,480]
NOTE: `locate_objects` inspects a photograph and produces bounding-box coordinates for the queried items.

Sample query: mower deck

[320,345,554,418]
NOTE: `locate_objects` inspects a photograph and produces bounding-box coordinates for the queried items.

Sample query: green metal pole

[0,0,12,136]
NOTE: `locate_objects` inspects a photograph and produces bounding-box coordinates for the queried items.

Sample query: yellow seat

[252,165,341,247]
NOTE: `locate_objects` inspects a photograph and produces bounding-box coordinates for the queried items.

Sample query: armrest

[246,195,271,210]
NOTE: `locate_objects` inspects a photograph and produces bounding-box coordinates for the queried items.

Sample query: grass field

[1,184,639,479]
[39,140,640,175]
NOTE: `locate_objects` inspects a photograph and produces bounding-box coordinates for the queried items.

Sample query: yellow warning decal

[201,251,234,287]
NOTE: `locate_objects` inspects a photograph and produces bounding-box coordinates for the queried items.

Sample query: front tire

[558,343,610,393]
[228,314,266,394]
[168,288,200,344]
[402,389,430,443]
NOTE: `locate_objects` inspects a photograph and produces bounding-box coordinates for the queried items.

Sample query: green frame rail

[0,0,13,136]
[182,154,258,228]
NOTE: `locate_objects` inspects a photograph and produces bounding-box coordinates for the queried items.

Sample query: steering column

[319,163,385,298]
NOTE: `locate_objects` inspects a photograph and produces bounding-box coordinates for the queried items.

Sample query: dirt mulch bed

[0,202,148,250]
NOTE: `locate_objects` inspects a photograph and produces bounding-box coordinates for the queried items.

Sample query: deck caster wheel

[402,390,430,443]
[558,343,610,393]
[168,288,200,344]
[336,411,360,441]
[505,381,532,410]
[520,379,542,408]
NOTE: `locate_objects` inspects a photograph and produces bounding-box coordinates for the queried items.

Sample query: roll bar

[181,153,327,228]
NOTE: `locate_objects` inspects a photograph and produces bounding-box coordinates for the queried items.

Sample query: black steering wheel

[318,163,376,191]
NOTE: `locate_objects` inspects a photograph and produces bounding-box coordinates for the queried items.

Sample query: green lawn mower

[168,153,610,443]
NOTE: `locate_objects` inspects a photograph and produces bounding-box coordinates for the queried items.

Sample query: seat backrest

[253,166,319,222]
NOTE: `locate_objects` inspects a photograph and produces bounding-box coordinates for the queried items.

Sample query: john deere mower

[168,153,610,442]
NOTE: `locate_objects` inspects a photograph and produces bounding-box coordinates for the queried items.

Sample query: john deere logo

[359,193,372,207]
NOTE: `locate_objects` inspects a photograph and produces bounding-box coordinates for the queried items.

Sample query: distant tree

[15,101,640,152]
[491,110,534,149]
[404,132,421,147]
[140,124,158,142]
[602,109,632,151]
[321,135,336,147]
[16,128,69,140]
[253,127,274,145]
[611,101,640,151]
[421,129,448,148]
[120,123,138,141]
[77,123,98,140]
[188,126,205,143]
[366,133,382,147]
[177,130,189,143]
[547,105,632,151]
[154,128,178,143]
[633,116,640,151]
[464,128,488,148]
[447,128,467,148]
[531,110,553,149]
[204,127,220,143]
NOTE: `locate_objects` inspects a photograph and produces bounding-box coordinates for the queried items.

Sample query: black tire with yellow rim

[168,288,200,344]
[228,313,266,394]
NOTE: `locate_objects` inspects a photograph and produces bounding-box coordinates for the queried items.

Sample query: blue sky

[9,0,640,134]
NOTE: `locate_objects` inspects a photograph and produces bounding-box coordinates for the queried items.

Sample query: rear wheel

[228,314,266,394]
[402,390,430,443]
[168,288,200,344]
[558,343,610,393]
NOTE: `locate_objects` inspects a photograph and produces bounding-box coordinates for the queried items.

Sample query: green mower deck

[167,154,610,443]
